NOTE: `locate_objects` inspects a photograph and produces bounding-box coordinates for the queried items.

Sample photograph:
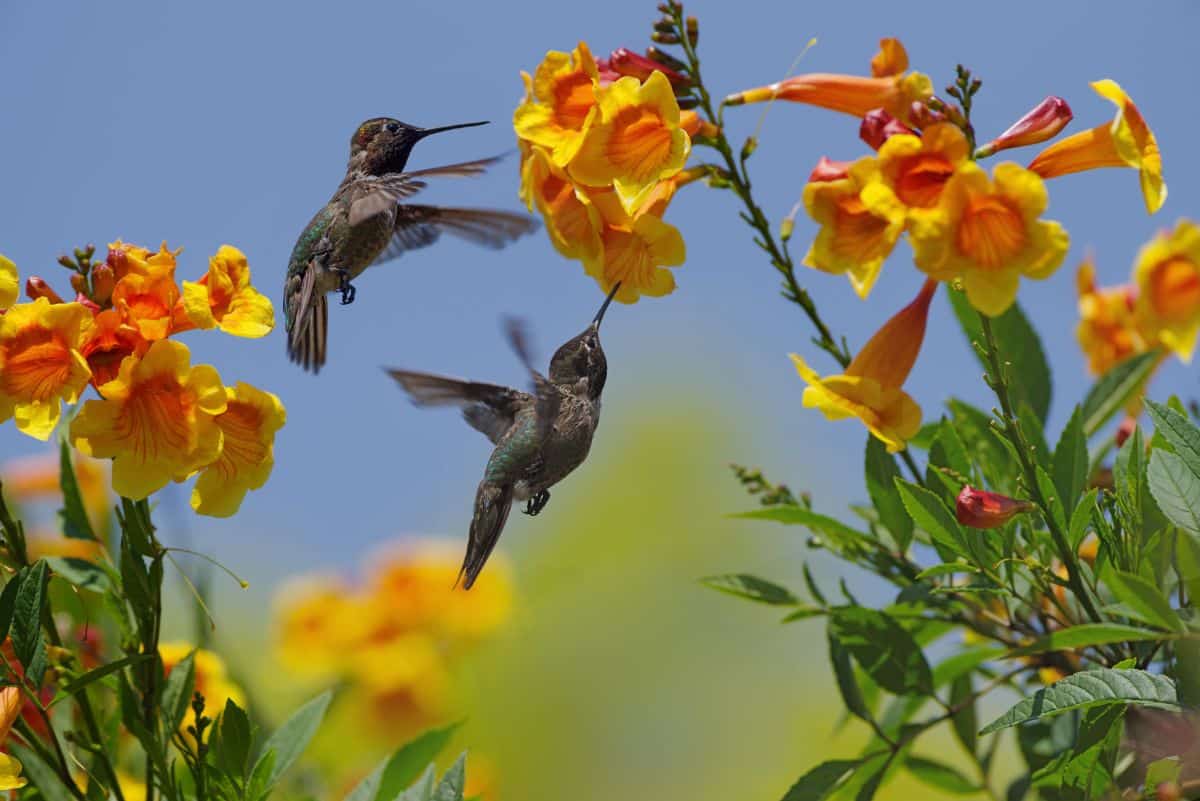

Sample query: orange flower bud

[91,263,115,305]
[956,486,1035,529]
[606,47,690,88]
[24,277,64,304]
[69,272,87,296]
[1115,415,1137,447]
[907,100,947,128]
[859,108,915,150]
[977,96,1072,158]
[807,156,852,183]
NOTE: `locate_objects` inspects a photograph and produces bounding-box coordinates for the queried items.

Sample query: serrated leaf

[829,607,932,696]
[1006,623,1170,658]
[1148,450,1200,534]
[906,756,979,794]
[865,436,912,551]
[828,631,870,723]
[1081,351,1161,436]
[895,480,966,558]
[12,560,47,669]
[980,668,1179,733]
[373,722,463,801]
[701,574,797,606]
[1147,400,1200,477]
[258,689,332,786]
[58,440,97,541]
[781,759,860,801]
[161,650,195,734]
[1053,406,1088,513]
[431,754,466,801]
[1103,570,1185,633]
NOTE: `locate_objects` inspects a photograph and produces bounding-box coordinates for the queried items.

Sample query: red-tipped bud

[608,47,690,88]
[74,294,101,314]
[859,108,915,150]
[90,264,115,305]
[1115,415,1137,448]
[25,277,64,304]
[808,156,852,183]
[908,100,947,128]
[977,96,1072,157]
[956,486,1036,529]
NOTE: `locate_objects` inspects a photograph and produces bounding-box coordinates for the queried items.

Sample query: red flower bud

[1156,782,1181,801]
[859,108,915,150]
[1115,415,1137,447]
[608,47,690,88]
[74,293,101,314]
[977,96,1072,157]
[908,100,946,129]
[25,276,64,304]
[91,263,115,305]
[807,156,852,183]
[956,486,1036,529]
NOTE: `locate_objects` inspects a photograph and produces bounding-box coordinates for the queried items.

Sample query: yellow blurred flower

[0,686,24,791]
[26,529,103,562]
[801,157,906,298]
[0,254,16,311]
[274,575,369,679]
[114,771,147,801]
[1076,258,1142,375]
[181,245,274,339]
[876,122,971,213]
[1029,80,1165,214]
[791,279,936,453]
[350,633,451,734]
[464,753,500,801]
[514,43,601,166]
[0,298,93,441]
[191,382,286,517]
[520,145,603,262]
[1132,220,1200,361]
[569,72,691,213]
[160,643,246,731]
[71,340,226,500]
[909,162,1069,316]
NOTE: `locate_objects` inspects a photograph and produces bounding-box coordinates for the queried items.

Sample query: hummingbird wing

[345,155,507,227]
[386,369,532,445]
[372,206,537,266]
[502,317,561,445]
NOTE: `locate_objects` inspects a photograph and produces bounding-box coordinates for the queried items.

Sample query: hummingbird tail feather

[461,482,513,590]
[288,291,327,373]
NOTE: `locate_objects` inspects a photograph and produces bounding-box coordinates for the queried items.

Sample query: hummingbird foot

[335,269,357,305]
[523,490,550,517]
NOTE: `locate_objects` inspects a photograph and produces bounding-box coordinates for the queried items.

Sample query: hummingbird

[284,118,538,372]
[386,283,623,589]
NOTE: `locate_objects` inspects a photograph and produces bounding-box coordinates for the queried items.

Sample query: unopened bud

[1115,415,1137,448]
[807,156,852,183]
[677,95,700,110]
[859,108,915,150]
[780,217,795,242]
[685,16,698,46]
[57,254,75,270]
[25,277,64,304]
[741,136,757,160]
[91,264,115,305]
[956,486,1036,529]
[645,47,688,73]
[907,100,947,129]
[69,273,88,296]
[608,47,690,87]
[653,19,676,34]
[976,96,1072,158]
[651,31,681,45]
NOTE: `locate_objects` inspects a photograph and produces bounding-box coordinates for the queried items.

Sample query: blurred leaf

[1031,705,1123,798]
[1145,757,1181,797]
[1006,623,1172,658]
[161,650,195,735]
[246,750,276,801]
[829,607,932,696]
[1080,351,1161,436]
[980,668,1178,733]
[949,291,1051,422]
[219,698,253,781]
[905,756,979,794]
[398,765,436,801]
[45,556,111,592]
[852,753,893,801]
[57,440,97,541]
[827,631,870,723]
[258,689,332,787]
[802,562,828,606]
[948,400,1015,488]
[700,574,797,606]
[781,761,862,801]
[12,560,47,670]
[1148,450,1200,534]
[1146,400,1200,475]
[373,722,463,801]
[915,563,977,580]
[53,654,152,705]
[949,675,977,758]
[1174,639,1200,709]
[1068,489,1098,550]
[864,436,912,551]
[431,754,466,801]
[932,647,1004,688]
[1104,570,1185,632]
[10,743,75,801]
[895,480,966,558]
[734,507,872,556]
[1053,406,1088,514]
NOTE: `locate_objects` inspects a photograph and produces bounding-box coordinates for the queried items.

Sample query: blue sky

[1,0,1197,591]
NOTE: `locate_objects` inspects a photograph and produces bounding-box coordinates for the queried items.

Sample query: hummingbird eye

[384,122,400,134]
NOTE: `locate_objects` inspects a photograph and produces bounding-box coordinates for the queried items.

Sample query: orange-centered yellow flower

[877,122,971,213]
[70,340,226,500]
[191,382,286,517]
[1132,220,1200,361]
[791,279,935,453]
[569,71,691,213]
[1029,80,1165,214]
[79,309,147,389]
[520,145,603,262]
[909,162,1069,316]
[107,241,178,284]
[181,245,274,338]
[273,575,369,679]
[801,157,906,298]
[0,255,17,311]
[1076,258,1142,375]
[111,270,181,341]
[582,190,685,303]
[514,42,602,167]
[0,299,93,440]
[0,686,25,791]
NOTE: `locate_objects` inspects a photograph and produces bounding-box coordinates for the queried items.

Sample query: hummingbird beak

[591,282,622,329]
[416,120,490,139]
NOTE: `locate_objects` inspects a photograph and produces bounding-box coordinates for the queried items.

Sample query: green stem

[13,718,85,801]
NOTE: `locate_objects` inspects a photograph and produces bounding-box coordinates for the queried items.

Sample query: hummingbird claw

[334,269,357,305]
[523,490,551,516]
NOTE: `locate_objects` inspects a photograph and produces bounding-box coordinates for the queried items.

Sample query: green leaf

[780,759,860,801]
[58,439,97,541]
[1006,624,1170,658]
[53,654,153,704]
[258,689,333,787]
[161,650,195,734]
[1148,450,1200,534]
[1053,406,1088,513]
[1103,570,1185,632]
[914,563,977,580]
[700,574,797,606]
[374,722,463,801]
[45,556,111,592]
[1174,638,1200,709]
[1146,400,1200,477]
[734,507,872,556]
[980,668,1179,733]
[1081,351,1161,436]
[431,754,466,801]
[219,698,253,780]
[932,647,1004,688]
[9,743,76,801]
[829,607,932,696]
[397,765,436,801]
[949,291,1051,422]
[895,480,966,558]
[1144,757,1181,797]
[0,574,21,645]
[1035,466,1067,534]
[1019,404,1051,470]
[12,560,47,669]
[865,436,912,551]
[905,756,979,794]
[246,749,277,801]
[827,631,870,723]
[949,675,977,758]
[1068,489,1098,550]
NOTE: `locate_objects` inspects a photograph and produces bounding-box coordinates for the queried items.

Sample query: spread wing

[346,155,508,227]
[373,206,538,265]
[502,317,560,444]
[386,369,531,444]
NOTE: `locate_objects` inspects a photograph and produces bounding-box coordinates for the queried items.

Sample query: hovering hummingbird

[386,283,623,589]
[284,118,537,372]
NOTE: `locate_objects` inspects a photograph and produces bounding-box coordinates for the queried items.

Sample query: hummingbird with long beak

[284,118,537,372]
[387,284,623,589]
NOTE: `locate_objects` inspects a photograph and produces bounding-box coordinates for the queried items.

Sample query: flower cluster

[515,42,708,303]
[273,539,511,737]
[0,243,284,516]
[1077,219,1200,374]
